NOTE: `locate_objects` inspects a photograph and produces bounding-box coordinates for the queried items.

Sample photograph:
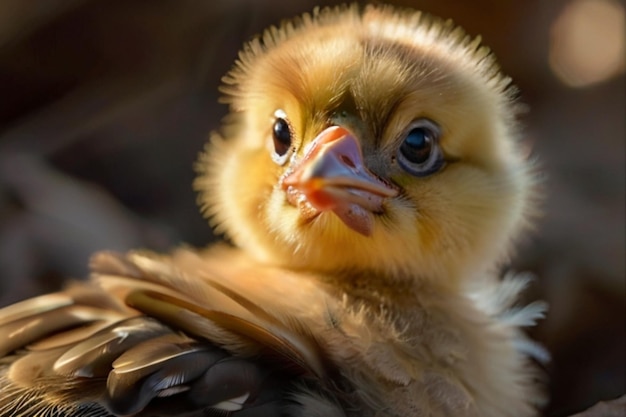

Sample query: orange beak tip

[305,188,337,211]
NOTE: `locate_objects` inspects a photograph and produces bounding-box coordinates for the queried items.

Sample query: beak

[281,126,397,236]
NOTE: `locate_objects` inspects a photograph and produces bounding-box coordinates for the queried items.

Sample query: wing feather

[126,289,326,377]
[53,317,174,377]
[0,249,338,416]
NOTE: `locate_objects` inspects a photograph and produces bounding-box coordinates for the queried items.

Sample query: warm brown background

[0,1,623,416]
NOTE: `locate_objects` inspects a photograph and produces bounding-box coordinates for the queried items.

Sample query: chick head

[196,5,536,286]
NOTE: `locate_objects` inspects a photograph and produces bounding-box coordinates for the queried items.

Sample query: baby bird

[0,4,546,417]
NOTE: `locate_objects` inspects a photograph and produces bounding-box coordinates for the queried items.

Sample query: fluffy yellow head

[196,5,536,286]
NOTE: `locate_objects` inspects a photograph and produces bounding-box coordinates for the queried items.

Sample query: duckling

[0,4,547,417]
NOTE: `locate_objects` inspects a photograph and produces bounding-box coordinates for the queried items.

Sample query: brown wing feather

[126,288,326,378]
[0,249,340,416]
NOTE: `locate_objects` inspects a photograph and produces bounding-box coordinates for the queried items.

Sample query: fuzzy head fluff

[195,4,537,288]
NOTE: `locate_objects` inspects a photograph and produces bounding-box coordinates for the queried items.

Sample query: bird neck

[314,267,457,315]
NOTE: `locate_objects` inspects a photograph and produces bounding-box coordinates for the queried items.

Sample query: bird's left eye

[271,110,293,165]
[396,119,444,176]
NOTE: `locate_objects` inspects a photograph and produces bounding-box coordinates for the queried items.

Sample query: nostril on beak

[340,155,356,169]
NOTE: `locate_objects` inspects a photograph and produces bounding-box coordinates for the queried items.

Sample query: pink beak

[281,126,397,236]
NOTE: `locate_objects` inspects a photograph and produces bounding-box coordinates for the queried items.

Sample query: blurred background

[0,0,623,415]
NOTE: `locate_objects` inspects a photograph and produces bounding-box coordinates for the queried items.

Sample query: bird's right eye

[271,112,293,165]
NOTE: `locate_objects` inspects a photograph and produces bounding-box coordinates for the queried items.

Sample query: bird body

[0,4,546,417]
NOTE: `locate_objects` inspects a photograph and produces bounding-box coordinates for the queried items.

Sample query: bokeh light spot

[549,0,625,88]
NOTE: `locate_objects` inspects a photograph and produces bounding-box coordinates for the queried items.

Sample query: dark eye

[396,119,444,176]
[271,111,293,165]
[400,128,432,164]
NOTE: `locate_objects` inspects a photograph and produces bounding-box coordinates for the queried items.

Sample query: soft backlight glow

[549,0,625,87]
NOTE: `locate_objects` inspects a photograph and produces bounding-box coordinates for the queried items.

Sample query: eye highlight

[396,119,444,176]
[271,110,293,165]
